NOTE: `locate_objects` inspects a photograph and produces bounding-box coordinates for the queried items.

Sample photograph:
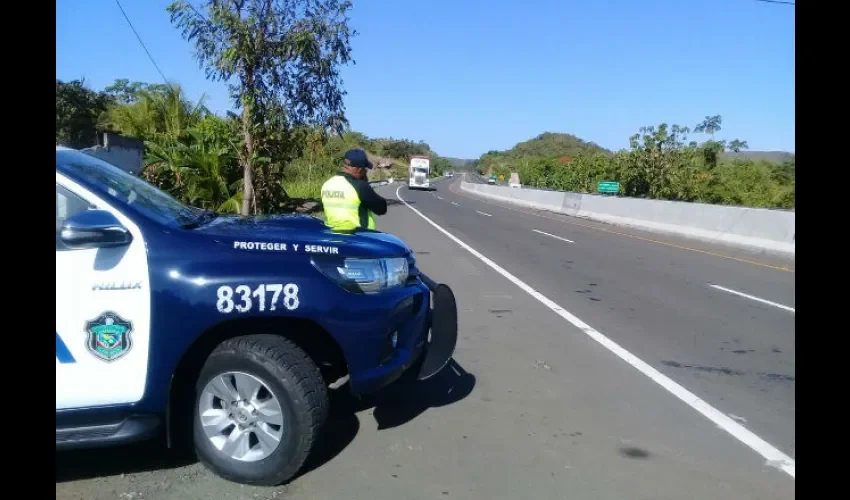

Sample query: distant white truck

[509,172,521,188]
[409,156,430,190]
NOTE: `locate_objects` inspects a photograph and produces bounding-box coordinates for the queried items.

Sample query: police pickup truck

[56,147,457,486]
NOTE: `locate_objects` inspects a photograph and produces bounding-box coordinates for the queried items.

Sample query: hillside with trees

[477,132,609,178]
[509,132,610,158]
[477,117,794,209]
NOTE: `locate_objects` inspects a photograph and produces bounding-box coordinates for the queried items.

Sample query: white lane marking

[451,201,459,206]
[533,228,574,244]
[708,284,795,313]
[395,186,795,479]
[476,210,492,217]
[436,196,444,200]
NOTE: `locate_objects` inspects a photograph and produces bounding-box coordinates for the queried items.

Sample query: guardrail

[460,179,795,257]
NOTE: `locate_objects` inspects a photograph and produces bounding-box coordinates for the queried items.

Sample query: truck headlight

[311,256,409,294]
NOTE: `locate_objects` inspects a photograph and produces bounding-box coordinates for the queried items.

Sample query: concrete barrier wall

[460,180,795,256]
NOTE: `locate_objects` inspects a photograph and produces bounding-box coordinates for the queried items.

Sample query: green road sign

[598,181,619,194]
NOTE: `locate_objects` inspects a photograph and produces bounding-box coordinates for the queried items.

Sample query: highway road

[408,175,795,458]
[56,175,795,500]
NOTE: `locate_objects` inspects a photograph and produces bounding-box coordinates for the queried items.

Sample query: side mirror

[60,210,133,249]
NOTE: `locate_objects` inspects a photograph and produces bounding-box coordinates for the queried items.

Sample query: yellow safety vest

[321,175,376,231]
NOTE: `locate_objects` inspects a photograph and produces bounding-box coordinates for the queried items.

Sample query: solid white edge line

[476,210,493,217]
[395,185,795,479]
[709,284,795,313]
[533,228,574,244]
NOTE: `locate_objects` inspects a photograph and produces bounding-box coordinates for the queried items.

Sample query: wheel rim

[198,371,286,462]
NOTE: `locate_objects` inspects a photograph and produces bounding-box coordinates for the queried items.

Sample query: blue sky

[56,0,795,158]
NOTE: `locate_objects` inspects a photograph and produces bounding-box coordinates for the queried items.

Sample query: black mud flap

[417,277,458,380]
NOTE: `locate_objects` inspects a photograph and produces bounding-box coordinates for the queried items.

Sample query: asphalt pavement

[56,175,795,500]
[404,176,795,458]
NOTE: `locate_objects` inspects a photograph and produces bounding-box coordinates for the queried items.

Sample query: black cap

[344,149,373,170]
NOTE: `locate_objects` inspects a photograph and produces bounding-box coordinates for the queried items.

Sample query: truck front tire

[193,334,329,486]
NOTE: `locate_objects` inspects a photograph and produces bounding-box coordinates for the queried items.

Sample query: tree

[430,155,452,177]
[144,115,243,213]
[728,139,749,153]
[167,0,356,215]
[694,115,725,169]
[103,79,172,105]
[700,140,726,170]
[56,79,113,148]
[694,115,722,137]
[378,139,429,160]
[99,82,209,144]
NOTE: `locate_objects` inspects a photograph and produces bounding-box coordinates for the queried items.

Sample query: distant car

[487,176,496,185]
[447,172,454,178]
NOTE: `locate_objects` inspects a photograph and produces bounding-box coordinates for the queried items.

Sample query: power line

[754,0,795,5]
[113,0,172,87]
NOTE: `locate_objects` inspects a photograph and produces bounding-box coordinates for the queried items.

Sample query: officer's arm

[352,179,388,215]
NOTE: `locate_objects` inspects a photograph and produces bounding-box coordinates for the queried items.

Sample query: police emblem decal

[85,312,133,362]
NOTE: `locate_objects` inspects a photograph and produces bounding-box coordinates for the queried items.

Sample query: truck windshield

[415,168,429,174]
[56,149,204,228]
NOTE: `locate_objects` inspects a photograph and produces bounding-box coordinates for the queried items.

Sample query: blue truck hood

[191,214,411,258]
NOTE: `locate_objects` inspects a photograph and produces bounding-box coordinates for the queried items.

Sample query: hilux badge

[92,280,142,291]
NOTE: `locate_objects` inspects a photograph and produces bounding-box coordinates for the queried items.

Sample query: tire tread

[195,334,329,486]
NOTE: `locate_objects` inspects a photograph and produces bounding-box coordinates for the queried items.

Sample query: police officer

[321,149,388,231]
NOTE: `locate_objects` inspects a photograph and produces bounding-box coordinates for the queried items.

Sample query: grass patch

[280,162,333,214]
[285,178,324,199]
